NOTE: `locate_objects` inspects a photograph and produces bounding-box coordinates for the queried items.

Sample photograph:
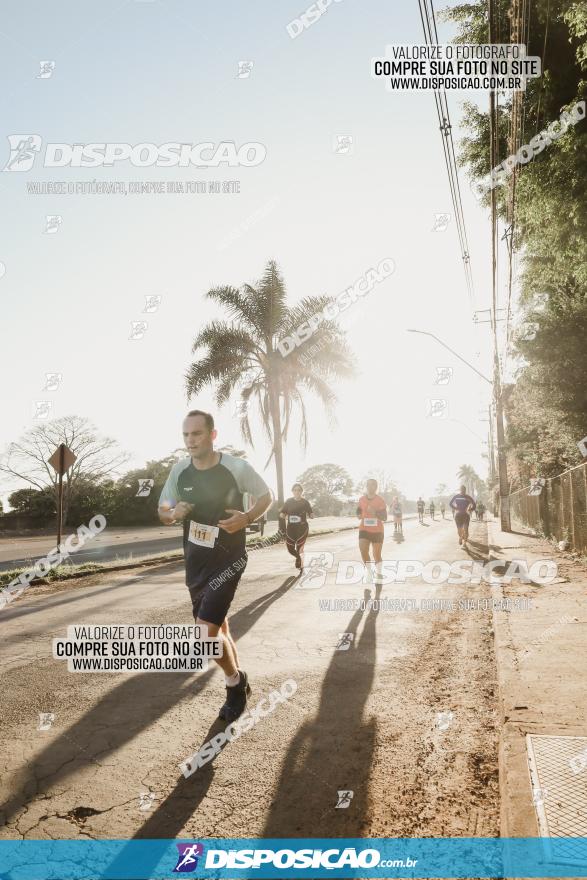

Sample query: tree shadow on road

[0,575,297,830]
[260,584,381,837]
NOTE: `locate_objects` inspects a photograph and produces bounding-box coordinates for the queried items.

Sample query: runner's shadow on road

[0,575,296,830]
[464,545,487,562]
[261,585,381,837]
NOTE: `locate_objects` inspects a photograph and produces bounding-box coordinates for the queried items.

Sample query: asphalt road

[0,517,359,572]
[0,515,500,850]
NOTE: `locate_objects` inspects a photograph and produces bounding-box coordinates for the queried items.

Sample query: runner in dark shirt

[159,410,272,722]
[449,485,476,547]
[279,483,313,571]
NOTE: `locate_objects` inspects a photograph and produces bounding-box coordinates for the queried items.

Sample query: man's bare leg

[221,618,239,670]
[196,616,238,677]
[197,615,250,722]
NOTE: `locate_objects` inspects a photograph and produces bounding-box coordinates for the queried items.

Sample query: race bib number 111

[188,521,219,548]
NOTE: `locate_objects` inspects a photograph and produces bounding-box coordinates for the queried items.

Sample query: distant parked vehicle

[243,492,266,537]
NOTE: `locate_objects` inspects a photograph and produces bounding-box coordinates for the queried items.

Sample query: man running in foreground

[417,496,425,524]
[449,484,476,547]
[158,410,272,722]
[357,479,387,582]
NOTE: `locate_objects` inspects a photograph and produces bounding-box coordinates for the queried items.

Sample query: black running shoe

[218,671,251,721]
[295,557,302,569]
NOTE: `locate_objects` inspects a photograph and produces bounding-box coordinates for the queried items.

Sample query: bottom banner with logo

[1,837,587,878]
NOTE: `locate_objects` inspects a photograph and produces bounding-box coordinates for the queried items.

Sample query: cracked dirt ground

[0,518,500,843]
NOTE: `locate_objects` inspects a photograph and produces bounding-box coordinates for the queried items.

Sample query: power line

[417,0,476,312]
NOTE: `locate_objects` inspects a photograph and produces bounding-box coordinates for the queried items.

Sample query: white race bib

[188,521,219,548]
[363,517,378,527]
[288,515,301,523]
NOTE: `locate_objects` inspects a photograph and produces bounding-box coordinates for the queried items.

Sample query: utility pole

[488,0,512,532]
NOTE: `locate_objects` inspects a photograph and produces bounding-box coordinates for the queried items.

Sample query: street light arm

[407,329,492,384]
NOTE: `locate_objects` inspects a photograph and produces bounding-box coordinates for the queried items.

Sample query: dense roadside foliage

[443,0,587,484]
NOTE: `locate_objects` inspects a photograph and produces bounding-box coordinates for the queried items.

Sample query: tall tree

[444,0,587,477]
[296,463,354,504]
[185,260,356,503]
[0,416,129,524]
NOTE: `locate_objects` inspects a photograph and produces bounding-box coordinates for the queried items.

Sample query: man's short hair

[185,409,214,431]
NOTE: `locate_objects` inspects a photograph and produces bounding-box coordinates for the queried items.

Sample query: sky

[0,0,517,505]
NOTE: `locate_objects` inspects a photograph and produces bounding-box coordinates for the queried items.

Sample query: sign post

[48,443,77,549]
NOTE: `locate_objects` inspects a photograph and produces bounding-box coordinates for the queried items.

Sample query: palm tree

[457,464,477,495]
[185,260,356,503]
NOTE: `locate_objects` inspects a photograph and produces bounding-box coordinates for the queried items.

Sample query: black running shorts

[358,530,384,543]
[454,512,470,529]
[187,553,246,626]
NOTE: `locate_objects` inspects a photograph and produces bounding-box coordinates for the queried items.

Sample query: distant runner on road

[391,496,403,534]
[417,497,425,524]
[449,485,476,547]
[279,483,313,572]
[440,501,446,519]
[476,501,486,521]
[357,479,387,582]
[429,500,435,521]
[158,410,272,723]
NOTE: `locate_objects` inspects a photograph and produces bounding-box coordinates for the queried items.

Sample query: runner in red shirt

[356,478,387,582]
